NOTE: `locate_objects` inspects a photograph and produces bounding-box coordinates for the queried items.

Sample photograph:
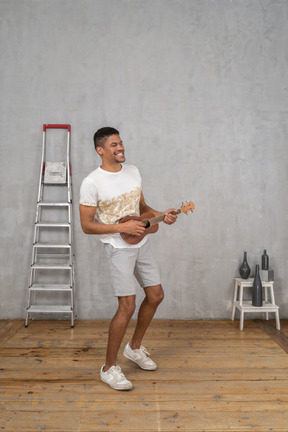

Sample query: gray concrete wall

[1,0,288,320]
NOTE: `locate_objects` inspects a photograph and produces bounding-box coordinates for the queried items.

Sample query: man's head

[93,127,120,150]
[93,127,125,170]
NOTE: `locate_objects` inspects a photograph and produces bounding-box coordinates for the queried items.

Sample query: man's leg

[129,284,164,350]
[103,295,136,371]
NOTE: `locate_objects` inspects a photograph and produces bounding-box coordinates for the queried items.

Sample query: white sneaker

[123,343,157,370]
[100,365,133,390]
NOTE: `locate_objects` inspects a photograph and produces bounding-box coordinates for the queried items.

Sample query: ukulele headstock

[179,201,195,214]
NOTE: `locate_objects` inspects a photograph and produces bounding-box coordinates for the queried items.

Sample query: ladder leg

[25,310,29,327]
[71,310,74,328]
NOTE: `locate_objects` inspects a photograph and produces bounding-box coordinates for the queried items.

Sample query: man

[79,127,177,390]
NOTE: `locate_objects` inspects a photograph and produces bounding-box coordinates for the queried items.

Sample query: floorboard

[0,318,288,431]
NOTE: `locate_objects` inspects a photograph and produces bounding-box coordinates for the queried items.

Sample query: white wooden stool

[231,278,280,331]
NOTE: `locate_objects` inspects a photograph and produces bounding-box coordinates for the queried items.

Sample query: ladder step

[42,181,68,185]
[33,243,71,248]
[26,305,73,313]
[33,254,71,260]
[35,222,70,227]
[29,284,72,291]
[32,263,71,270]
[37,202,71,207]
[41,180,68,187]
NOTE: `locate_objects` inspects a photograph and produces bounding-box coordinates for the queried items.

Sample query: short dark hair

[93,127,119,150]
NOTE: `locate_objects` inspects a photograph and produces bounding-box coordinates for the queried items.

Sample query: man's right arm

[79,204,146,236]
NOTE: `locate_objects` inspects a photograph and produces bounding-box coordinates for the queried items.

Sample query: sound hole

[143,220,150,229]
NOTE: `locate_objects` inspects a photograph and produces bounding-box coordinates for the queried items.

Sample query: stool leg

[239,284,243,307]
[240,310,244,331]
[232,281,238,320]
[275,310,281,330]
[270,284,276,305]
[232,306,236,321]
[264,286,269,320]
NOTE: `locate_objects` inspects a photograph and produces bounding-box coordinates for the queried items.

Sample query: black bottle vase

[239,252,251,279]
[261,250,269,270]
[252,265,263,307]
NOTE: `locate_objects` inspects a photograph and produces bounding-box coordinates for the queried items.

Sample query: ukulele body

[119,212,159,245]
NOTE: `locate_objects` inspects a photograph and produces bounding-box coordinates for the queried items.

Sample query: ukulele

[119,201,195,245]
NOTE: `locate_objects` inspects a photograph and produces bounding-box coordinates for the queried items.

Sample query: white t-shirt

[79,164,147,248]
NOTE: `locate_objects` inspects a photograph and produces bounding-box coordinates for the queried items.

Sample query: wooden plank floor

[1,319,288,431]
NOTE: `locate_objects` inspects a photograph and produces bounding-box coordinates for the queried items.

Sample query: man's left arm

[139,192,177,225]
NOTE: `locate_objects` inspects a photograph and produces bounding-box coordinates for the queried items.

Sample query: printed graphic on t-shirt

[97,187,141,224]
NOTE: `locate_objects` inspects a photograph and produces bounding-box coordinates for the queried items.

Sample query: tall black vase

[239,252,251,279]
[252,265,262,307]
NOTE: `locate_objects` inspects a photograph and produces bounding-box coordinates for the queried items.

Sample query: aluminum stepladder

[25,124,75,327]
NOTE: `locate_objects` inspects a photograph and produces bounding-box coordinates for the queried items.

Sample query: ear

[96,146,103,156]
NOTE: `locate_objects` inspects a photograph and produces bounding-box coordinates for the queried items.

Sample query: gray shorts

[103,239,161,297]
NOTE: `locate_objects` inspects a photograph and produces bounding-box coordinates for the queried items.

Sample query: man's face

[100,134,125,164]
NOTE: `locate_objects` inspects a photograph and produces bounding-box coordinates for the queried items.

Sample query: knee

[155,289,164,306]
[126,302,136,318]
[146,286,164,307]
[118,298,136,319]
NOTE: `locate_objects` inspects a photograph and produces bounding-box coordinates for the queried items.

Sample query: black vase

[239,252,251,279]
[252,265,262,307]
[261,250,269,270]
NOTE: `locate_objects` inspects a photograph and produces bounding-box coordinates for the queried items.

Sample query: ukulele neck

[146,209,181,227]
